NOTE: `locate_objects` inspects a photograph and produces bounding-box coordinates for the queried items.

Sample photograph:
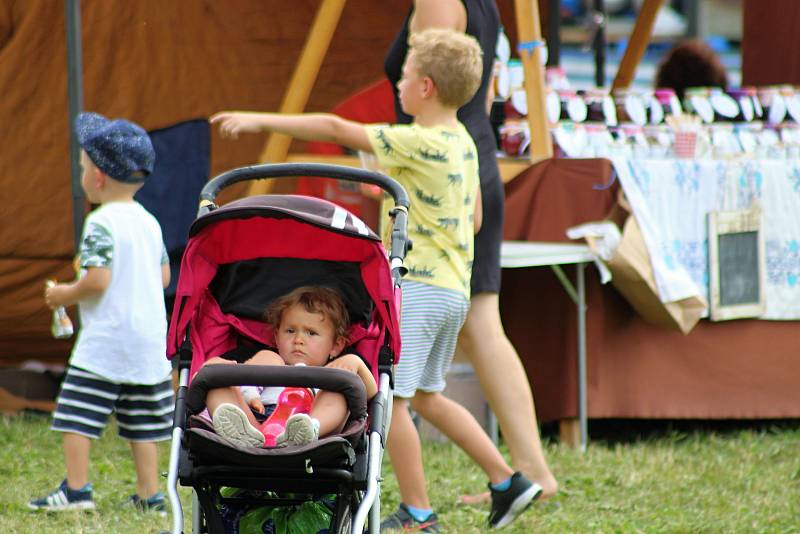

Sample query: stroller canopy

[168,194,401,379]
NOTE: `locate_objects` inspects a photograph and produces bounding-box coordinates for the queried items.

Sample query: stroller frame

[165,163,409,534]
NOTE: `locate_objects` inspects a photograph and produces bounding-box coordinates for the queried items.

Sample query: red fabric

[297,79,396,214]
[167,214,401,380]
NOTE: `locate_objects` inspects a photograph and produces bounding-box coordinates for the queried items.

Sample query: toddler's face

[275,303,344,367]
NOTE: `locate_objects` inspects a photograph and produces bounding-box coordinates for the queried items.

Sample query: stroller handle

[198,162,411,273]
[199,162,410,211]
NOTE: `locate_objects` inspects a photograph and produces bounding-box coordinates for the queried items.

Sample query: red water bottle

[259,386,314,446]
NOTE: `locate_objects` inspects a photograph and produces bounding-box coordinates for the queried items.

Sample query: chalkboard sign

[708,207,765,321]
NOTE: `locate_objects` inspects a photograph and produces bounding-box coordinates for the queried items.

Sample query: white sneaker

[212,403,265,448]
[276,413,320,447]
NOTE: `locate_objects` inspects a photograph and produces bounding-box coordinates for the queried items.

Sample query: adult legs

[457,292,558,498]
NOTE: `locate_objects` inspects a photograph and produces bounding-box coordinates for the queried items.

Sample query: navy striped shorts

[51,366,174,442]
[395,281,470,398]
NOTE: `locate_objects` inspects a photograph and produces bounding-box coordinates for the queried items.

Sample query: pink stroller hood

[167,194,401,379]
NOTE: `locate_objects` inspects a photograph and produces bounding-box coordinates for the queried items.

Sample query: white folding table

[500,241,595,450]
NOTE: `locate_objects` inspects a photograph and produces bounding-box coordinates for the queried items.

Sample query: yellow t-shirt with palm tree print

[365,122,479,299]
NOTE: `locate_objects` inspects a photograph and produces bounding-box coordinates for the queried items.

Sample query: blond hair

[409,28,483,109]
[265,286,350,343]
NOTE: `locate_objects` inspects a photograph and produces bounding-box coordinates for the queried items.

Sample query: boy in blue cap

[29,113,174,513]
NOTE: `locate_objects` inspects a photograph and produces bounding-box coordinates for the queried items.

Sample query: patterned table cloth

[611,157,800,320]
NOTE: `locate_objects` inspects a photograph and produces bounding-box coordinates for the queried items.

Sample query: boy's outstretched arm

[44,267,111,309]
[210,112,374,154]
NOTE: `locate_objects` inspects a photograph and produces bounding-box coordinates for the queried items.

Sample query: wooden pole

[611,0,664,91]
[246,0,347,196]
[513,0,553,160]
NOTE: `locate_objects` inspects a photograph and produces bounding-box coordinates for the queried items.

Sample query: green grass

[2,413,799,533]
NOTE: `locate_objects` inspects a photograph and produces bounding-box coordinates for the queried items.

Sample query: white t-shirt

[70,201,171,384]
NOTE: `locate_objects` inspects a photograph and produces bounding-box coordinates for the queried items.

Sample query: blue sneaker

[380,503,440,532]
[124,492,167,516]
[28,479,96,512]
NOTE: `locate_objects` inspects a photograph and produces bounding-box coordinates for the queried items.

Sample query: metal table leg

[577,262,588,451]
[550,262,589,450]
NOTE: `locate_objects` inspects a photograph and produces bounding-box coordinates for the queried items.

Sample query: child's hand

[209,112,265,139]
[44,282,70,310]
[328,353,378,399]
[248,397,265,414]
[325,354,362,375]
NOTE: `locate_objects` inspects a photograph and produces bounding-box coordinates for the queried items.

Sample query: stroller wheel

[331,492,358,534]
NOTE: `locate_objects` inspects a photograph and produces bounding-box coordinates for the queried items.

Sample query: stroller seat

[183,364,368,471]
[164,163,410,534]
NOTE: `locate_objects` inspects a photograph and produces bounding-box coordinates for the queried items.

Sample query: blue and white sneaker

[28,479,96,512]
[124,492,167,516]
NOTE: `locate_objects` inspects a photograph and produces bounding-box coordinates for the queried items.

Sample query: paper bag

[589,214,706,334]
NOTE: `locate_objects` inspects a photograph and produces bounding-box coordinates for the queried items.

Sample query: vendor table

[611,157,800,319]
[500,241,597,450]
[500,157,800,429]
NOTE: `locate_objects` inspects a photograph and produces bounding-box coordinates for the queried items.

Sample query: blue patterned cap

[75,112,155,183]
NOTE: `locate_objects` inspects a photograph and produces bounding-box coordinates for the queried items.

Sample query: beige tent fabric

[0,0,407,362]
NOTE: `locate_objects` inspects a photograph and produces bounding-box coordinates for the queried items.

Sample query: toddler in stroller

[204,285,378,449]
[164,163,409,534]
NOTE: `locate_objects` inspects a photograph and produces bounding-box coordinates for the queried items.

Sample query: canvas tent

[0,0,411,364]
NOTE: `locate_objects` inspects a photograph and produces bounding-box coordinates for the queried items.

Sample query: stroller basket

[165,163,408,534]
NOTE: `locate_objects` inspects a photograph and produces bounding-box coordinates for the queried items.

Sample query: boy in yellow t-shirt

[210,28,540,530]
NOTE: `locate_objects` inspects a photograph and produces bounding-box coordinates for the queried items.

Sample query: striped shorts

[395,281,470,398]
[51,366,174,442]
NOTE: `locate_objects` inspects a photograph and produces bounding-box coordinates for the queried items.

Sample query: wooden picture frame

[708,206,765,321]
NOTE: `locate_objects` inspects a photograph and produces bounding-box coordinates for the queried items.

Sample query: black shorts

[471,146,504,296]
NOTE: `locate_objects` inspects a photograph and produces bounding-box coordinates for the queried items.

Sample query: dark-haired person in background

[655,38,729,101]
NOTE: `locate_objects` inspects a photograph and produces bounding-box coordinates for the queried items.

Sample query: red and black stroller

[164,163,409,533]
